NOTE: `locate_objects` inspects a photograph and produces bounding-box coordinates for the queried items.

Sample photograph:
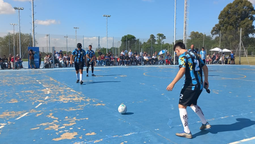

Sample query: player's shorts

[75,62,84,71]
[87,61,94,67]
[179,87,202,106]
[29,59,35,65]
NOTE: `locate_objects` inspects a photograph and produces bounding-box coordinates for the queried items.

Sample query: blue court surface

[0,65,255,144]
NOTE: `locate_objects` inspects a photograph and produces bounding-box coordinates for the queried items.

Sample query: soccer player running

[70,43,86,85]
[86,45,96,77]
[166,42,211,139]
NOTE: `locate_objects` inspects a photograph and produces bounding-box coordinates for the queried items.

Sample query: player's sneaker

[175,131,192,139]
[200,122,211,130]
[80,81,83,85]
[92,74,96,76]
[76,80,79,83]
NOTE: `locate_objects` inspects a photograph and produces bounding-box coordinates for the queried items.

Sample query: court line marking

[229,136,255,144]
[35,103,42,108]
[15,112,29,120]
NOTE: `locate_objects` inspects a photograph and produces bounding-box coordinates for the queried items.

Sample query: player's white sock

[179,108,190,133]
[76,74,79,80]
[190,105,207,124]
[80,74,83,81]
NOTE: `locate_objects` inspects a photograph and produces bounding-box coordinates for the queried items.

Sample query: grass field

[235,57,255,65]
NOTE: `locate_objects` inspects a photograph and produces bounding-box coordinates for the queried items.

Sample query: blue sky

[0,0,254,47]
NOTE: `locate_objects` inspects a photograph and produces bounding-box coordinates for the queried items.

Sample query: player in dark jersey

[166,42,211,139]
[188,44,197,54]
[86,45,96,77]
[70,43,86,85]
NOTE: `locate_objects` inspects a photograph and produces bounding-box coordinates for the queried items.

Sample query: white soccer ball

[118,103,127,114]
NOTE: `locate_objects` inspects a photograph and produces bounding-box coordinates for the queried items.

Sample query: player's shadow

[83,81,121,85]
[192,118,255,138]
[121,112,134,115]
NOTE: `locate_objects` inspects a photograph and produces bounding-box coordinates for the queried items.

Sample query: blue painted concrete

[0,65,254,144]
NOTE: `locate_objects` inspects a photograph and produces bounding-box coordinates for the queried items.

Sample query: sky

[0,0,255,49]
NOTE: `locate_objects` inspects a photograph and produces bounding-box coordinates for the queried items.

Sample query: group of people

[0,54,23,70]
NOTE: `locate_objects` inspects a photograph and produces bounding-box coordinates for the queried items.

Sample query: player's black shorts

[75,62,84,71]
[179,87,202,106]
[87,61,94,67]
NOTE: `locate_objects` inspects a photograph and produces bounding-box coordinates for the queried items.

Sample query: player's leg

[91,62,95,76]
[190,90,211,130]
[86,61,90,77]
[75,62,79,83]
[176,89,192,139]
[79,62,84,84]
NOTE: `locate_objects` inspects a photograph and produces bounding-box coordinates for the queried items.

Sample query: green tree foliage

[0,33,32,59]
[120,34,137,52]
[211,0,255,50]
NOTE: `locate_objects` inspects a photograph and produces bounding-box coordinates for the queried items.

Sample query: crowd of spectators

[0,54,23,69]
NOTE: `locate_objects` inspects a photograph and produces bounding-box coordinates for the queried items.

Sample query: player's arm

[166,67,185,91]
[202,65,209,89]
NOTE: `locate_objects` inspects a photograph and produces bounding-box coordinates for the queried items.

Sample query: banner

[28,47,40,68]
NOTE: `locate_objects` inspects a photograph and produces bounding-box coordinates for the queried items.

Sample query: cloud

[35,20,60,25]
[0,0,15,14]
[248,0,255,4]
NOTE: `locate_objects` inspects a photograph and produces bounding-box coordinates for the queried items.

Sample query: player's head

[191,44,194,49]
[89,45,92,50]
[77,43,82,49]
[174,42,186,56]
[202,47,205,51]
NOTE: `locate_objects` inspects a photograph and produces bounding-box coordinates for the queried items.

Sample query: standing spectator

[121,50,125,55]
[39,52,41,68]
[119,54,125,65]
[230,51,235,64]
[200,47,206,64]
[189,44,197,53]
[98,49,102,57]
[29,50,36,69]
[128,50,132,58]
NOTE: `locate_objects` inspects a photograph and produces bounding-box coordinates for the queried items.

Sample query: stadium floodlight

[103,15,111,54]
[14,7,24,58]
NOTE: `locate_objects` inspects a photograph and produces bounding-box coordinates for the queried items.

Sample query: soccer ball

[118,103,127,114]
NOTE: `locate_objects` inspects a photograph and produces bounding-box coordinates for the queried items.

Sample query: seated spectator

[96,56,101,66]
[44,55,50,68]
[8,54,12,69]
[152,54,157,65]
[124,53,130,66]
[158,55,164,65]
[110,55,115,65]
[105,54,110,66]
[58,55,64,67]
[63,54,69,67]
[0,58,3,69]
[206,54,212,64]
[15,54,23,68]
[119,54,125,65]
[136,54,142,65]
[100,54,105,66]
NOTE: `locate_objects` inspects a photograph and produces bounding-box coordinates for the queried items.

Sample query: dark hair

[89,45,92,48]
[202,47,205,49]
[77,43,82,48]
[174,42,186,51]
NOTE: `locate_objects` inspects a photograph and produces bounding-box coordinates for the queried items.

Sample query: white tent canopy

[210,47,222,52]
[222,48,232,52]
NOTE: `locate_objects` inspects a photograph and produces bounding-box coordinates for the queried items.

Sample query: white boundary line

[229,136,255,144]
[15,112,29,120]
[35,103,42,108]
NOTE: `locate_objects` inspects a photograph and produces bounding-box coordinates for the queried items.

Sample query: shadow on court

[95,74,122,77]
[83,81,121,85]
[121,112,134,115]
[193,118,255,138]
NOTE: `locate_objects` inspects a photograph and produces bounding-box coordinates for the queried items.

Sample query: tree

[211,0,255,50]
[120,34,136,52]
[0,33,33,59]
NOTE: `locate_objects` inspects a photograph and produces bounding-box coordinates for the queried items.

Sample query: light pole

[74,27,79,45]
[14,7,24,58]
[31,0,35,47]
[46,34,50,53]
[10,23,17,69]
[103,15,111,54]
[64,35,68,54]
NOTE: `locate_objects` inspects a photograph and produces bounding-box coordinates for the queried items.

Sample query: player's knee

[178,104,186,109]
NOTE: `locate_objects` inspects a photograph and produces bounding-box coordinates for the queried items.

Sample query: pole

[203,33,205,47]
[49,34,50,54]
[18,9,21,58]
[174,0,177,65]
[106,17,108,54]
[11,24,17,69]
[126,36,127,51]
[83,35,84,50]
[239,28,242,65]
[8,32,11,55]
[183,0,187,46]
[31,0,35,47]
